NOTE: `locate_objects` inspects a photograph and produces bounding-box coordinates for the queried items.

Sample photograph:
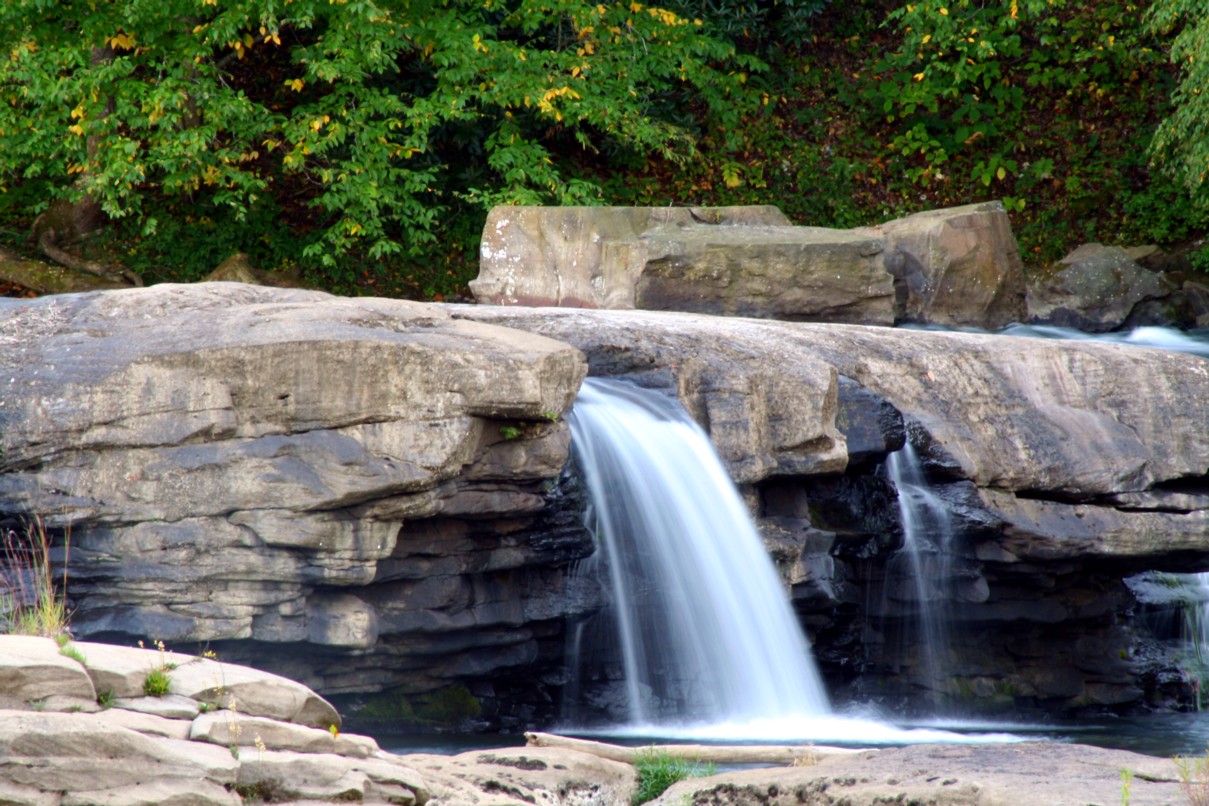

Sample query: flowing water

[885,442,955,693]
[566,378,829,726]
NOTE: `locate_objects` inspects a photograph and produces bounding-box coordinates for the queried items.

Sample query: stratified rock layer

[471,202,1027,328]
[0,284,593,721]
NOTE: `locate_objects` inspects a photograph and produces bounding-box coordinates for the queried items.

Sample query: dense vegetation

[0,0,1206,299]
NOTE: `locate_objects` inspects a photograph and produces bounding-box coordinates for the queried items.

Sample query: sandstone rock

[1028,242,1171,331]
[411,747,636,805]
[471,205,791,308]
[190,709,379,758]
[472,203,1028,329]
[0,283,589,702]
[0,635,96,711]
[61,780,241,806]
[111,694,202,720]
[0,711,239,793]
[234,748,430,804]
[165,656,342,729]
[70,639,190,699]
[859,200,1027,328]
[633,225,893,324]
[649,741,1182,806]
[90,707,193,740]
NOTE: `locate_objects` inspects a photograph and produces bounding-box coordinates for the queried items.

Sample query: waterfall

[566,377,830,727]
[886,443,954,693]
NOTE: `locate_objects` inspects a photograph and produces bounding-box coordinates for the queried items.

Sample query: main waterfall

[567,378,830,726]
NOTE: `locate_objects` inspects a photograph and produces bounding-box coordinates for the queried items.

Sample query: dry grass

[0,516,70,637]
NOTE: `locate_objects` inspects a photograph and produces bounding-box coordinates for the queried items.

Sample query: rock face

[452,304,1209,714]
[0,284,594,725]
[5,280,1209,723]
[471,202,1027,329]
[857,200,1028,328]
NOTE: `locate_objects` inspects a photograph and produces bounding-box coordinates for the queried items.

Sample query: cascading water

[563,377,1022,744]
[566,377,829,727]
[885,442,955,694]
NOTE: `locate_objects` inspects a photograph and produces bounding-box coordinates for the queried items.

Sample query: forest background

[0,0,1206,300]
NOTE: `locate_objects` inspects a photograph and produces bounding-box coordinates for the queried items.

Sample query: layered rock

[471,202,1027,329]
[0,284,594,722]
[451,304,1209,713]
[5,280,1209,721]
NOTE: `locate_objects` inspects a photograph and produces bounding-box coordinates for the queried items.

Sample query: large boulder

[857,200,1028,328]
[471,205,792,308]
[471,202,1028,328]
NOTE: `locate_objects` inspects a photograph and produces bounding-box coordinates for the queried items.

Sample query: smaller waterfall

[567,378,830,727]
[885,443,954,694]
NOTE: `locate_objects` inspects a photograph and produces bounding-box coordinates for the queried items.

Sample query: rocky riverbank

[0,637,1190,805]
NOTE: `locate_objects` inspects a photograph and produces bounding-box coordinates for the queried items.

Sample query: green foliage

[867,0,1161,189]
[663,0,830,49]
[1148,0,1209,216]
[0,0,752,288]
[631,749,715,805]
[1191,246,1209,274]
[416,685,483,726]
[57,638,87,666]
[0,517,70,638]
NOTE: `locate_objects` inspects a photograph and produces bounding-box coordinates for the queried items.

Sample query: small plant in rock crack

[141,639,177,697]
[143,666,171,697]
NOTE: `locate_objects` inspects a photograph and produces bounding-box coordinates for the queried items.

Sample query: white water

[886,442,954,690]
[566,377,1021,744]
[568,378,829,725]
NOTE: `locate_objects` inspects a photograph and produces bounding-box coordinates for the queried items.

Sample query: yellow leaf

[996,166,1006,180]
[630,1,642,12]
[68,124,84,136]
[939,7,948,15]
[107,32,135,50]
[913,72,925,81]
[921,34,931,44]
[286,78,305,92]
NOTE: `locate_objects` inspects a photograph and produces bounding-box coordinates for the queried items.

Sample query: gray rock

[1028,242,1171,331]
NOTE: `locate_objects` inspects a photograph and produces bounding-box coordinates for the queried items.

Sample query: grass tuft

[632,749,716,805]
